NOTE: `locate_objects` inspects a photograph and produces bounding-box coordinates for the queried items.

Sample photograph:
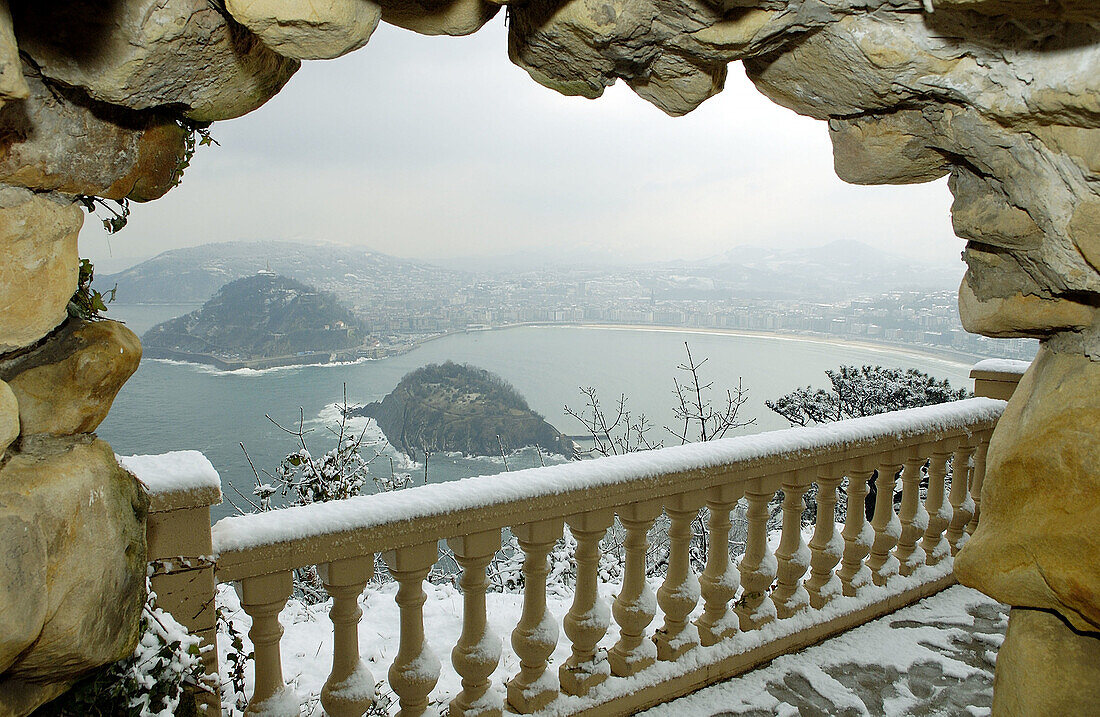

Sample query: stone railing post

[970,360,1029,401]
[773,471,811,619]
[806,471,843,609]
[609,500,663,676]
[560,510,614,697]
[734,485,777,630]
[654,491,705,661]
[507,519,564,713]
[384,542,442,717]
[696,483,742,646]
[319,555,376,717]
[895,454,929,576]
[838,465,874,596]
[239,571,299,716]
[141,457,223,711]
[966,433,990,536]
[448,530,503,717]
[947,444,975,554]
[921,448,953,566]
[867,455,903,586]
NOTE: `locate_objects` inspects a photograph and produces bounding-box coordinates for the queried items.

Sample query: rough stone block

[0,319,142,437]
[0,187,80,353]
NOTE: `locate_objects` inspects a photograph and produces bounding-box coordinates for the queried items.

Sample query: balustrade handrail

[212,397,1004,582]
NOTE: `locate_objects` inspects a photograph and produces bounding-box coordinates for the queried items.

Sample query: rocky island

[142,273,369,369]
[351,362,574,459]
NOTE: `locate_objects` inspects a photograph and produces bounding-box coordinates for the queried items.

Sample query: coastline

[143,321,1015,374]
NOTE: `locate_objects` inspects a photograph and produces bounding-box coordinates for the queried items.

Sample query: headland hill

[349,362,574,459]
[141,272,377,370]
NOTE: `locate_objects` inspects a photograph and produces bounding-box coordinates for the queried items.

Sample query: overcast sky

[80,18,961,273]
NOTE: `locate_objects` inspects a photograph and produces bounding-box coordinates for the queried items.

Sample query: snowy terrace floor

[216,581,1005,716]
[641,586,1006,717]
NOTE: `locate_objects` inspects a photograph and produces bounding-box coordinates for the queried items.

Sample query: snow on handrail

[211,398,1003,574]
[971,358,1031,376]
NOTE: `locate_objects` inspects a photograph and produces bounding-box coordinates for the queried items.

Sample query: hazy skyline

[79,18,960,274]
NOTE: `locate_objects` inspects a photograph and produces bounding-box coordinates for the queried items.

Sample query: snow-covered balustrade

[205,397,1003,716]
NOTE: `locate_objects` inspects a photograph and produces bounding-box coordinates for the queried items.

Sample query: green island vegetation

[350,362,574,459]
[141,273,366,368]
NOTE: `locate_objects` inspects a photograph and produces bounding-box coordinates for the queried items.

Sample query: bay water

[99,305,975,522]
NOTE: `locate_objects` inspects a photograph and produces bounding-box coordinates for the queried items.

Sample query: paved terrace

[644,585,1004,717]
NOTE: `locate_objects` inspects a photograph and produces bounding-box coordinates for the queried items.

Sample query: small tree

[766,365,971,524]
[566,341,754,574]
[765,365,969,426]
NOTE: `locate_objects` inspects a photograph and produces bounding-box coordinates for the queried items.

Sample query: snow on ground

[640,585,1006,717]
[215,577,1004,717]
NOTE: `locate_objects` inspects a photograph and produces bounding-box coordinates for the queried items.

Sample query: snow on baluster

[448,530,503,717]
[609,500,663,676]
[319,556,376,717]
[773,471,812,618]
[806,471,844,609]
[238,572,300,717]
[696,483,743,646]
[507,519,563,713]
[839,467,874,596]
[868,457,903,586]
[560,510,614,696]
[654,491,705,660]
[896,455,929,576]
[921,449,953,565]
[385,542,441,717]
[735,488,778,630]
[947,445,975,554]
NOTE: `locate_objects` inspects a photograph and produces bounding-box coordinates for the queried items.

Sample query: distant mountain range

[98,241,465,305]
[98,238,963,307]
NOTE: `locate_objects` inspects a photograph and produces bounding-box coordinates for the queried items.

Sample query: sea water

[98,305,975,522]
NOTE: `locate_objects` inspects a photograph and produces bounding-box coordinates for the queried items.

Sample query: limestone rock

[959,278,1095,338]
[381,0,498,37]
[993,608,1100,716]
[0,187,80,353]
[829,111,950,186]
[10,0,299,122]
[508,0,724,115]
[932,0,1100,23]
[956,347,1100,632]
[0,436,148,716]
[0,319,142,437]
[0,68,189,201]
[0,0,27,107]
[0,508,46,678]
[0,379,16,455]
[226,0,381,60]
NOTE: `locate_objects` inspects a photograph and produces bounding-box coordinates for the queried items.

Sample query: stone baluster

[654,491,705,660]
[806,471,843,609]
[319,556,376,717]
[947,444,975,554]
[696,483,743,646]
[609,500,663,676]
[867,455,903,586]
[921,449,952,566]
[560,510,614,696]
[239,571,299,716]
[838,466,874,596]
[448,530,503,717]
[384,542,441,717]
[772,472,811,619]
[507,519,564,713]
[734,486,777,630]
[895,455,929,577]
[966,434,990,536]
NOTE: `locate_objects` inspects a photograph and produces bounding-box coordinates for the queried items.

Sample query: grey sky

[80,18,960,273]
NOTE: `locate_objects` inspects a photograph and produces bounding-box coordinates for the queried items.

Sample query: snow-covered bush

[38,581,212,717]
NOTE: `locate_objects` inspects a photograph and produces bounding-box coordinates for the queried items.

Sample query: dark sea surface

[99,305,975,522]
